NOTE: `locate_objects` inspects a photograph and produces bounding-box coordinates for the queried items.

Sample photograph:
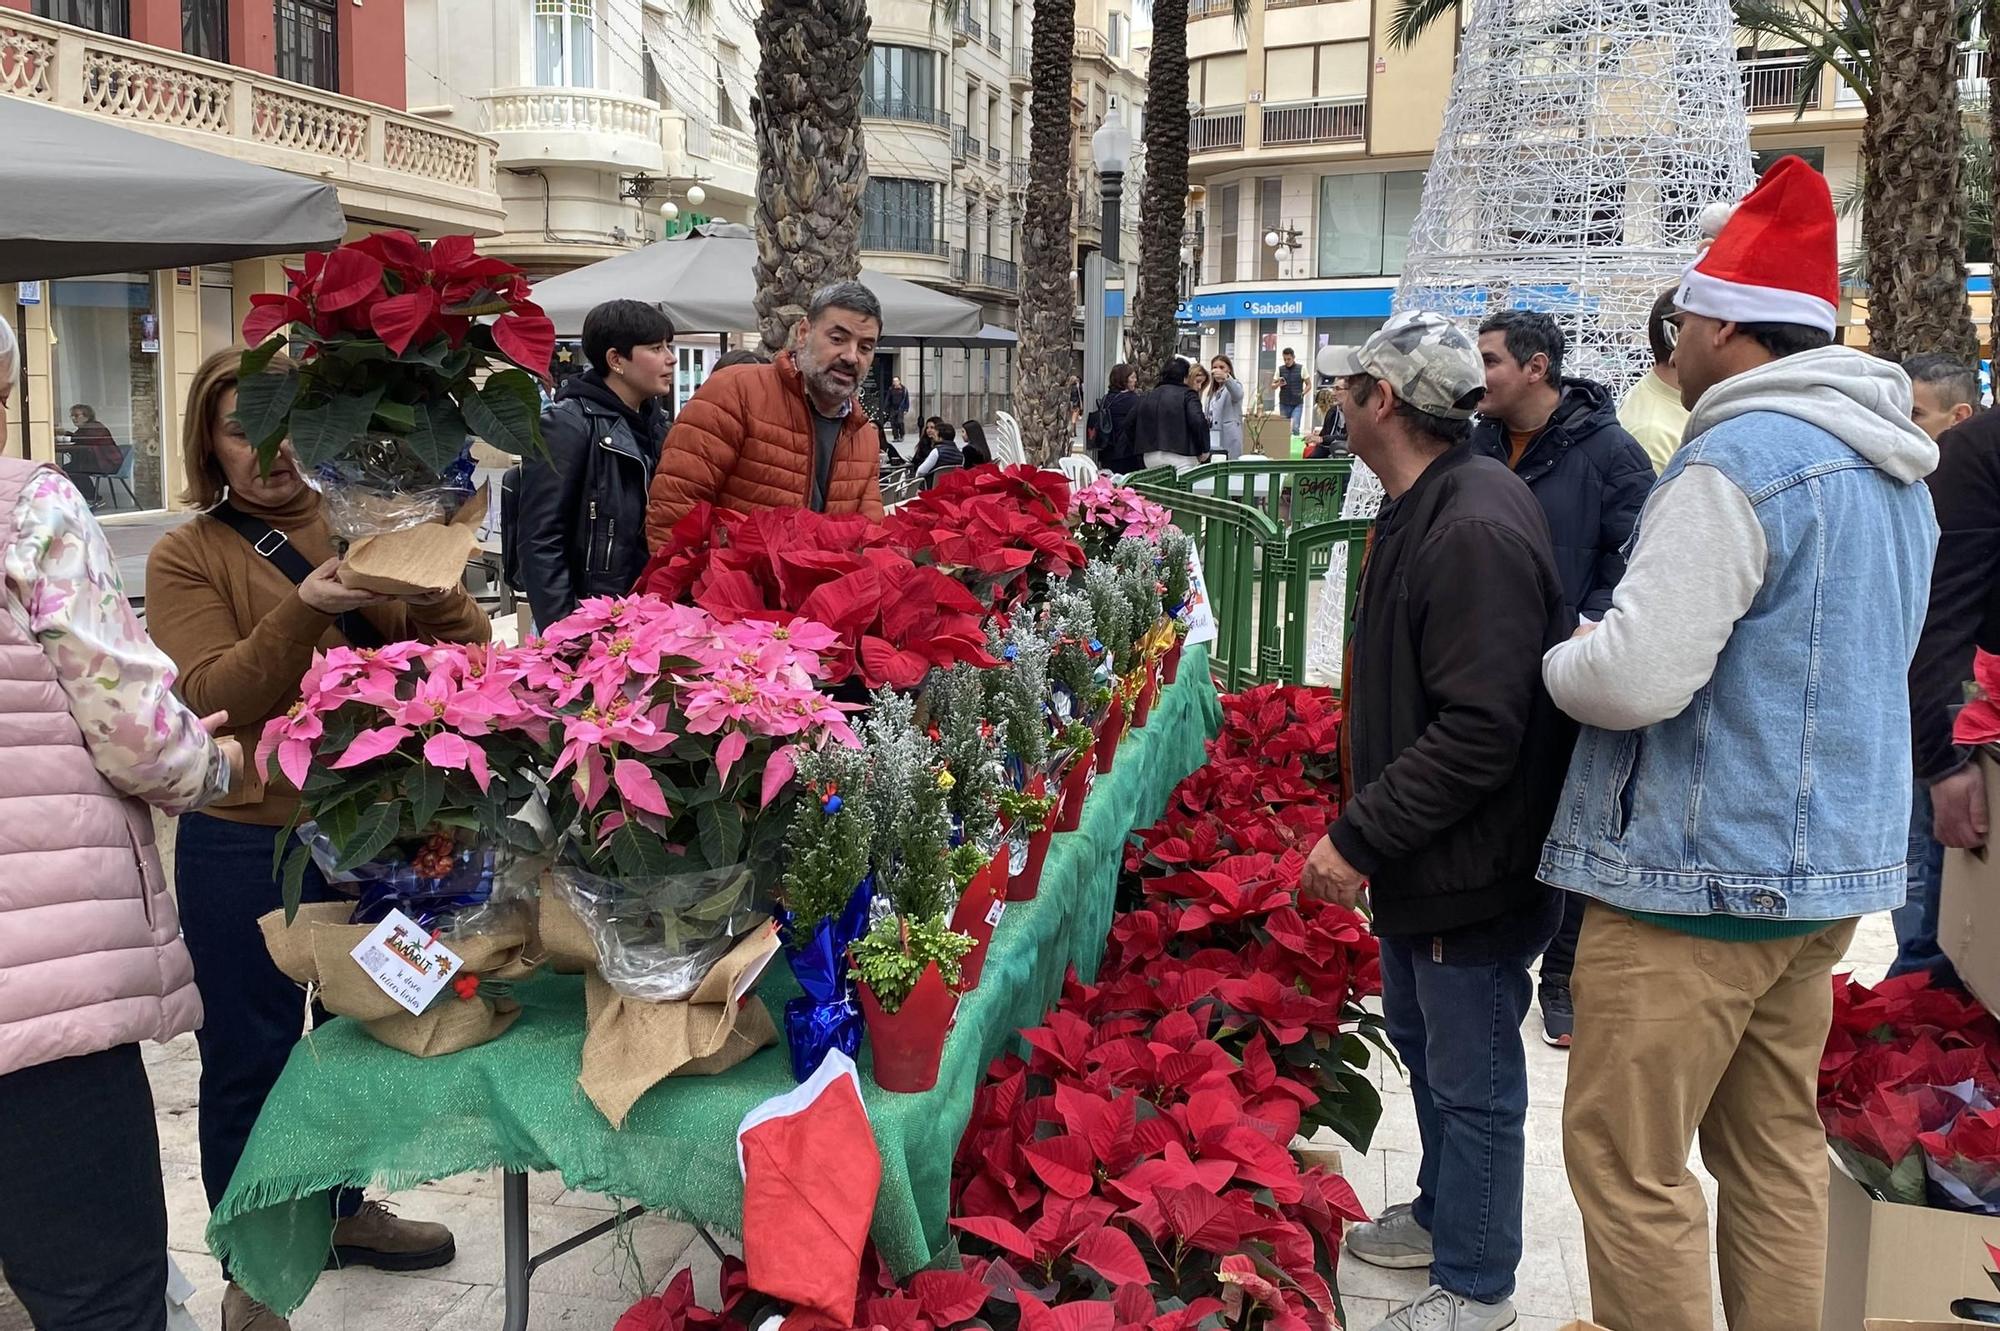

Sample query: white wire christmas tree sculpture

[1305,0,1756,684]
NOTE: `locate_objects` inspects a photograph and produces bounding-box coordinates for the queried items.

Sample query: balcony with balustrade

[978,255,1018,291]
[1189,105,1246,154]
[1011,46,1030,87]
[0,6,501,232]
[1073,25,1110,64]
[484,86,663,174]
[1260,96,1365,148]
[1739,54,1822,115]
[864,93,951,131]
[664,113,756,210]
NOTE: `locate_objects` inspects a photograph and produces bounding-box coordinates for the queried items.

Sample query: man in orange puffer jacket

[646,281,887,549]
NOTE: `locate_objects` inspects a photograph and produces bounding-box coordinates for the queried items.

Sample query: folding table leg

[501,1171,531,1331]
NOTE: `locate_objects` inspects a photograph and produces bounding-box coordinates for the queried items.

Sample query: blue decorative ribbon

[346,845,497,931]
[774,875,874,1081]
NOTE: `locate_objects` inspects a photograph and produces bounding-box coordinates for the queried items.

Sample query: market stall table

[207,649,1222,1321]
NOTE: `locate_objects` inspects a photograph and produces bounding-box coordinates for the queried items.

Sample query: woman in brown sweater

[146,350,489,1331]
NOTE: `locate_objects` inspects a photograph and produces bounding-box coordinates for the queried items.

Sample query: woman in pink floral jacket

[0,313,240,1330]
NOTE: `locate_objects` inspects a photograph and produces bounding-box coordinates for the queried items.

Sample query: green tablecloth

[208,649,1221,1314]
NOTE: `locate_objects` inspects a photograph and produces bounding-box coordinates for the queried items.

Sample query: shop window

[49,274,165,514]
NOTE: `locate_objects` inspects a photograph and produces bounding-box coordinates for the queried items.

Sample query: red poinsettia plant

[236,230,556,476]
[637,505,997,690]
[883,466,1087,609]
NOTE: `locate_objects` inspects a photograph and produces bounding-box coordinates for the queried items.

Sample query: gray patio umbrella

[531,223,984,339]
[0,97,346,281]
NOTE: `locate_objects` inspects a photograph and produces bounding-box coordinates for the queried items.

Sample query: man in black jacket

[1903,367,1991,986]
[1301,311,1575,1331]
[1118,358,1209,472]
[1471,309,1653,1049]
[515,300,673,629]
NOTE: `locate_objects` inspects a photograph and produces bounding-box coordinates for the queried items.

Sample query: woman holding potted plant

[146,349,491,1330]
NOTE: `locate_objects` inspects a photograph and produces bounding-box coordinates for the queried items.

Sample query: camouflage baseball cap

[1319,310,1485,420]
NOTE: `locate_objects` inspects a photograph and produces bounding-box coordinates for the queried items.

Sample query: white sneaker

[1368,1285,1517,1331]
[1345,1200,1434,1269]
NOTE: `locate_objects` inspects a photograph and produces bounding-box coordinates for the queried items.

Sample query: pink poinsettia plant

[259,597,860,910]
[530,595,860,880]
[1071,478,1173,561]
[258,640,555,917]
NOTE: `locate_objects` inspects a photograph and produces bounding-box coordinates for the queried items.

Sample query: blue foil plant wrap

[774,874,875,1081]
[295,821,497,931]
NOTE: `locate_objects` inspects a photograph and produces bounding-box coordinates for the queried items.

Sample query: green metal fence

[1129,462,1370,692]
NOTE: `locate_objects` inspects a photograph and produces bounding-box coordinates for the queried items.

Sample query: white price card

[350,908,463,1016]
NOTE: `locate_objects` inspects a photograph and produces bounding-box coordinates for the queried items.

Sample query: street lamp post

[1082,111,1133,447]
[1263,222,1304,278]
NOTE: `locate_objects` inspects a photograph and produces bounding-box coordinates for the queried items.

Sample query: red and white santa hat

[1675,155,1839,336]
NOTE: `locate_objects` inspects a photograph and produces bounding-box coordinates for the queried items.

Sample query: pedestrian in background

[1272,346,1307,434]
[514,299,673,630]
[147,349,487,1331]
[1129,358,1210,473]
[1901,352,1986,989]
[1089,364,1142,469]
[886,375,911,442]
[1472,307,1655,1049]
[1617,288,1691,474]
[1207,355,1245,459]
[1303,311,1575,1331]
[1540,157,1938,1331]
[0,314,240,1331]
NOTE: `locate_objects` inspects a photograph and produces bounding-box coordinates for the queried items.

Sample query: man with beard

[645,281,886,545]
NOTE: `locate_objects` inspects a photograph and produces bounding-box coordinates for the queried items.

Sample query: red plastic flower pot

[1006,820,1054,901]
[1162,636,1186,685]
[950,849,1012,990]
[1096,698,1128,775]
[860,961,958,1093]
[1132,667,1161,728]
[1054,744,1097,833]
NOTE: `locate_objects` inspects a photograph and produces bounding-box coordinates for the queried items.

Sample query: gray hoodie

[1544,346,1937,731]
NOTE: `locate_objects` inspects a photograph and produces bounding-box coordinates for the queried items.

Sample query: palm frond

[1388,0,1459,50]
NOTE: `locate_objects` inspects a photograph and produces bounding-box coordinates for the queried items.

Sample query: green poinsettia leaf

[288,385,386,469]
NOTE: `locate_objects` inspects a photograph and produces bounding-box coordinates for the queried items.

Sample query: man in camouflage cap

[1302,310,1579,1331]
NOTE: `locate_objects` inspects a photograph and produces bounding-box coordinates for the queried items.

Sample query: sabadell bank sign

[1243,300,1307,317]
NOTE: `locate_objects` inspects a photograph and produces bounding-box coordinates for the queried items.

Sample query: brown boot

[222,1283,291,1331]
[327,1198,456,1272]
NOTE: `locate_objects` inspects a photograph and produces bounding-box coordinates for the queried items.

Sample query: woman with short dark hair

[516,299,675,628]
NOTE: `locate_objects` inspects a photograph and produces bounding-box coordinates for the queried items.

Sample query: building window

[861,178,940,254]
[34,0,127,37]
[49,274,165,514]
[1258,177,1283,281]
[1107,11,1126,58]
[199,265,235,363]
[718,42,745,131]
[533,0,595,89]
[1317,170,1425,278]
[863,45,941,123]
[183,0,226,61]
[275,0,338,92]
[1215,182,1240,283]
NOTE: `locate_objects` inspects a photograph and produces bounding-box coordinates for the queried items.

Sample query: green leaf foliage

[848,913,976,1013]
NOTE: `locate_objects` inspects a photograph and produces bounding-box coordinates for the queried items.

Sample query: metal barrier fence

[1129,460,1369,691]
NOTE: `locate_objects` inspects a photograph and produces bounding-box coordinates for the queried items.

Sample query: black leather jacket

[514,370,665,629]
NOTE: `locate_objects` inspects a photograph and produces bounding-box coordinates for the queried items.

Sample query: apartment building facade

[1141,0,1991,416]
[0,0,501,512]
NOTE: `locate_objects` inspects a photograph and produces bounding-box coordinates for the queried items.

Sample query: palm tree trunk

[752,0,872,353]
[1869,0,1975,362]
[1127,0,1191,382]
[1016,0,1078,462]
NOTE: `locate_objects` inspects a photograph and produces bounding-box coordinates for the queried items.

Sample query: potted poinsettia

[775,741,876,1079]
[1069,474,1173,561]
[854,689,971,1091]
[235,231,555,592]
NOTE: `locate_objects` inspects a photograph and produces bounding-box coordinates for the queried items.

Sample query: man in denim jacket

[1538,157,1939,1331]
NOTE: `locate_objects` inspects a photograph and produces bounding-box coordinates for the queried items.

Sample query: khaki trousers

[1563,903,1857,1331]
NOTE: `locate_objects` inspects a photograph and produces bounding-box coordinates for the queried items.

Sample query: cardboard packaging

[1940,752,2000,1016]
[1554,1323,1611,1331]
[1822,1158,2000,1330]
[339,482,489,596]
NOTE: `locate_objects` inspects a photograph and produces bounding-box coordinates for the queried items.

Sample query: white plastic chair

[1056,452,1100,488]
[992,411,1025,466]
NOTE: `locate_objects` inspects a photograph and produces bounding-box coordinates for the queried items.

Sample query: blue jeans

[1378,930,1538,1304]
[174,813,362,1232]
[1890,782,1961,986]
[1286,403,1305,435]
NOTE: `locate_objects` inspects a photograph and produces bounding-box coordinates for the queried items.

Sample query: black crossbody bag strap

[209,502,387,650]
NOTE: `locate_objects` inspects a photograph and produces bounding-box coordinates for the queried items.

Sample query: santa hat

[1675,155,1839,336]
[737,1050,882,1330]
